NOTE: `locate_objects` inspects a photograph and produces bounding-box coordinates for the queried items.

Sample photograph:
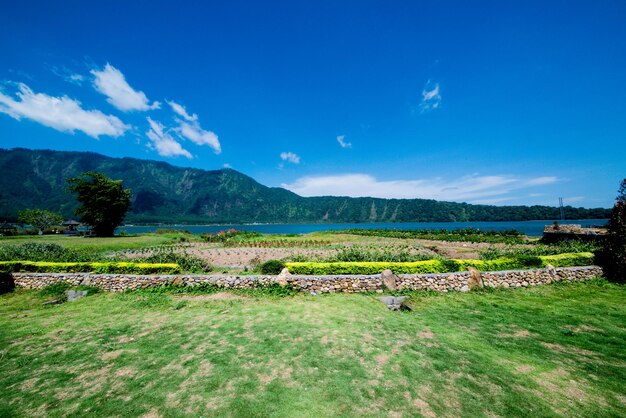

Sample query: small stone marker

[276,268,291,287]
[467,267,484,291]
[381,269,398,291]
[545,264,557,280]
[66,290,88,302]
[378,296,410,311]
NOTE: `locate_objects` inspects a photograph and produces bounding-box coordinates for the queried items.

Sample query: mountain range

[0,148,611,224]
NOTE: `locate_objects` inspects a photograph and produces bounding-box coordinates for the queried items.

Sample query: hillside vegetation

[0,148,611,224]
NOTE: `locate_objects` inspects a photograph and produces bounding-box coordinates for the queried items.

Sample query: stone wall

[11,265,603,294]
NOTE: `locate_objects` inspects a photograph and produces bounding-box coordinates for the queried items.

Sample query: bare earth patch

[516,364,534,374]
[420,328,435,339]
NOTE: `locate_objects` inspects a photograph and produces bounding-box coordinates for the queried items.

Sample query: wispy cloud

[51,65,84,86]
[91,63,160,111]
[166,100,221,154]
[282,173,561,203]
[280,152,301,164]
[146,117,192,159]
[563,196,585,204]
[337,135,352,148]
[525,176,558,186]
[167,100,197,122]
[420,80,441,112]
[0,82,129,138]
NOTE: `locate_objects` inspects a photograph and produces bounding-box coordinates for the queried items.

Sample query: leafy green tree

[597,179,626,283]
[17,208,63,234]
[67,172,131,237]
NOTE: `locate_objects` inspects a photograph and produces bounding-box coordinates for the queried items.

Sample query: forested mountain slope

[0,148,610,223]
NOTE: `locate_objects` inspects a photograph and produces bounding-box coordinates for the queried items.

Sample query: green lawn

[0,234,185,252]
[0,280,624,417]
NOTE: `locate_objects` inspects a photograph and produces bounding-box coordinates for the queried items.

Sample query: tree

[597,179,626,283]
[67,172,131,237]
[17,208,63,234]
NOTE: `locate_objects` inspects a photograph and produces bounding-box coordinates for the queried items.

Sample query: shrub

[155,229,193,235]
[286,260,449,275]
[137,249,212,273]
[285,253,594,275]
[596,179,626,283]
[258,259,286,274]
[0,261,181,274]
[538,252,595,268]
[0,272,15,294]
[0,243,90,262]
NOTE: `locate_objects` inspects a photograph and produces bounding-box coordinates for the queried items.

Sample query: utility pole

[558,197,565,221]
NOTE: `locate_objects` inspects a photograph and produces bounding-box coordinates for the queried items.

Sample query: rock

[381,269,398,291]
[545,264,557,279]
[42,299,61,306]
[377,296,410,311]
[467,267,484,290]
[460,285,470,292]
[66,290,88,301]
[276,268,291,287]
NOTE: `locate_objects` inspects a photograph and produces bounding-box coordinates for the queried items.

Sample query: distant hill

[0,148,611,224]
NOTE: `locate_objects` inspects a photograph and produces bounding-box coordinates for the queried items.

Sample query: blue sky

[1,1,624,208]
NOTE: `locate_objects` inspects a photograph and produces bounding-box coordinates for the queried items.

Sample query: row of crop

[0,261,181,274]
[222,240,327,248]
[337,228,526,244]
[284,252,594,275]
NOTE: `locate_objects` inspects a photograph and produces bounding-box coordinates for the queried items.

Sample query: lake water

[118,219,608,237]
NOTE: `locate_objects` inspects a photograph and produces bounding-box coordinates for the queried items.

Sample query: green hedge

[538,252,595,267]
[0,261,181,274]
[285,252,594,275]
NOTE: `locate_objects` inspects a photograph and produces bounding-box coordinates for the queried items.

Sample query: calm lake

[118,219,608,237]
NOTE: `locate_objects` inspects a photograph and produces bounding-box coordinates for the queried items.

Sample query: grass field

[0,234,179,252]
[1,280,624,417]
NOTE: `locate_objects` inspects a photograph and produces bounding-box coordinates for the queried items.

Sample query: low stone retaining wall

[11,265,603,293]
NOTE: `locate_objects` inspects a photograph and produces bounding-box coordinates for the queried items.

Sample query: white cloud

[178,121,221,154]
[146,117,192,159]
[165,100,221,154]
[167,100,197,121]
[281,173,561,203]
[420,80,441,112]
[223,163,232,168]
[0,82,129,138]
[337,135,352,148]
[91,63,160,111]
[280,152,301,164]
